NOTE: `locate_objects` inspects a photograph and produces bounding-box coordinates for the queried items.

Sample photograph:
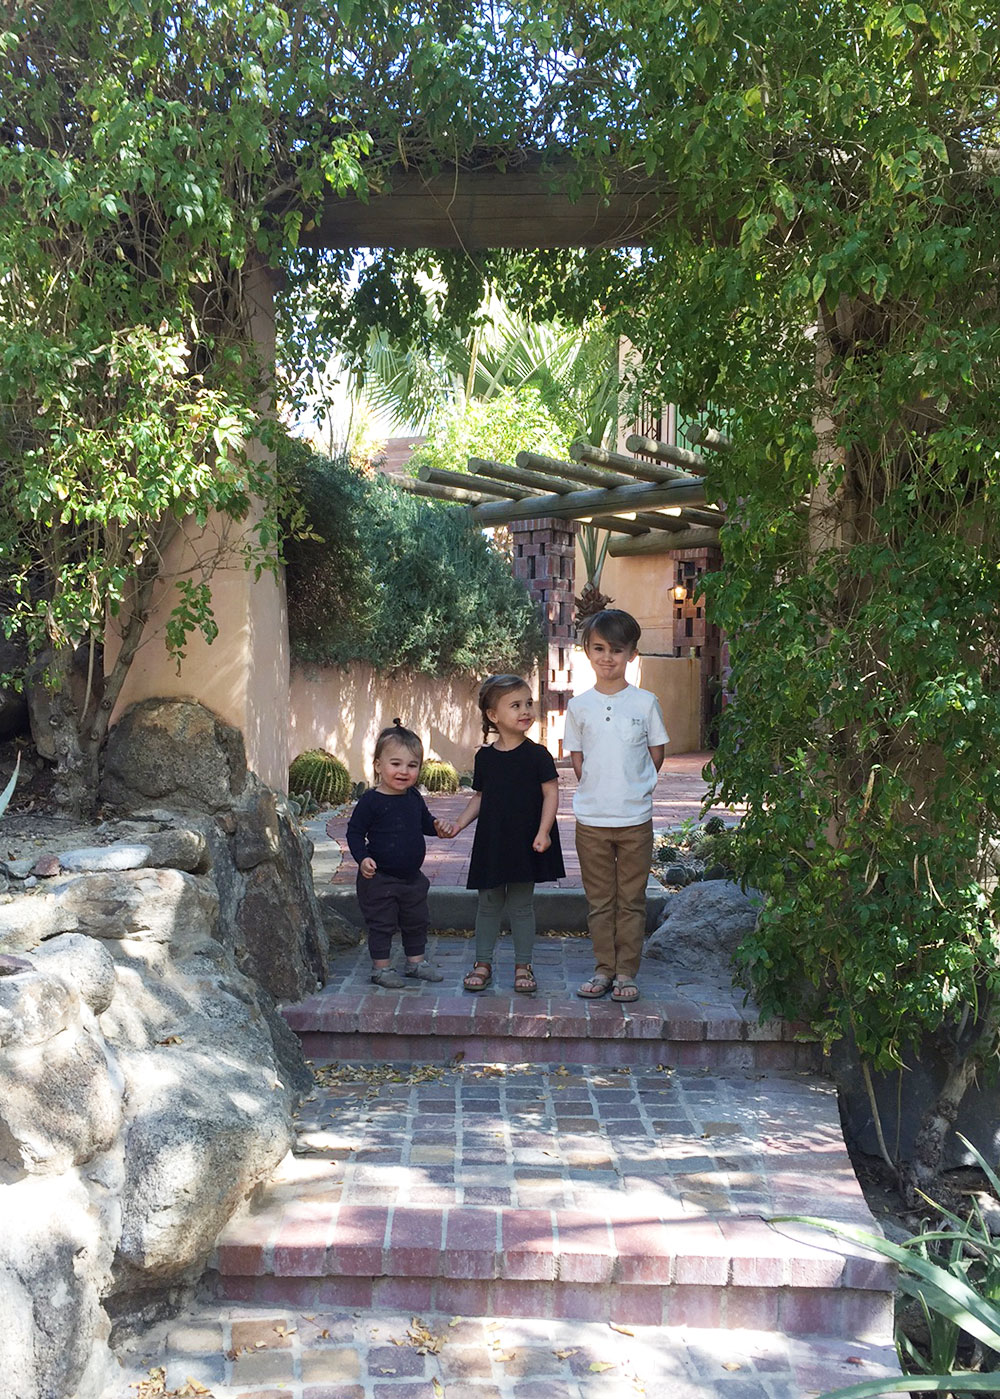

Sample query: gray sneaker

[404,960,444,982]
[371,967,406,989]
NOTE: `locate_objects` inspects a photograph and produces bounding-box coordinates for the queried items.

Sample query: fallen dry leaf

[722,1361,742,1371]
[554,1348,578,1359]
[432,1379,444,1397]
[609,1323,634,1336]
[590,1360,616,1372]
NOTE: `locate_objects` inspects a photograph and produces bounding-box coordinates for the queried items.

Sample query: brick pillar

[670,545,724,745]
[511,517,576,755]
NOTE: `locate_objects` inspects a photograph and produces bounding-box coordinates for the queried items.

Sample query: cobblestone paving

[316,932,747,1003]
[271,1063,864,1221]
[106,1304,905,1398]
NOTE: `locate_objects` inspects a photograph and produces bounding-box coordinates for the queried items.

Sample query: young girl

[343,720,449,989]
[450,675,565,993]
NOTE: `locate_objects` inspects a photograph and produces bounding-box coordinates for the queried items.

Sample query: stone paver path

[110,1306,902,1398]
[101,756,907,1399]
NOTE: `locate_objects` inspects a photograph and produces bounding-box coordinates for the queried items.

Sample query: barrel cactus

[420,759,460,793]
[288,749,351,807]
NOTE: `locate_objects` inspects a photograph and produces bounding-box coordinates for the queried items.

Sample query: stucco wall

[288,663,484,786]
[585,549,674,656]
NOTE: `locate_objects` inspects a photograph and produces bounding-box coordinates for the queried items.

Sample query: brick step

[211,1063,893,1339]
[285,990,819,1072]
[212,1206,893,1338]
[286,934,821,1071]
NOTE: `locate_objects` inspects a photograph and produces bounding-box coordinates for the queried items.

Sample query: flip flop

[611,977,639,1003]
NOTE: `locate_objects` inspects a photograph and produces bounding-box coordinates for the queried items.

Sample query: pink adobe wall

[107,511,291,792]
[288,662,484,787]
[106,264,291,792]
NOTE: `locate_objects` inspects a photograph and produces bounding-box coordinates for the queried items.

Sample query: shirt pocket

[615,715,647,745]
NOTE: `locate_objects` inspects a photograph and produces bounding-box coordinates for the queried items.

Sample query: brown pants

[575,820,653,980]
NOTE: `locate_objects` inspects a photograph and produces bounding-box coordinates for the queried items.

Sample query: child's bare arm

[450,791,482,833]
[533,777,560,852]
[648,744,665,772]
[569,750,583,780]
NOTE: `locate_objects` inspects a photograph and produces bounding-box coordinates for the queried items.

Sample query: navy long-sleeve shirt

[346,787,438,878]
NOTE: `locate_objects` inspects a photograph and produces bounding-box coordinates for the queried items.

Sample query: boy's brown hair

[579,609,642,653]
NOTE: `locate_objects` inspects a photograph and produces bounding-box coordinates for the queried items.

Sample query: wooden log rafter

[625,434,709,475]
[469,477,710,526]
[569,440,695,484]
[386,438,728,546]
[687,424,734,452]
[609,525,721,555]
[418,465,530,498]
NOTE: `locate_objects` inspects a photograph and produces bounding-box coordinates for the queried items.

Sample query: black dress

[466,739,566,889]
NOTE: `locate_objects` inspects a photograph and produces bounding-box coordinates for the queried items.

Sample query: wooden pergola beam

[625,434,709,475]
[570,440,694,484]
[469,478,709,526]
[516,451,629,490]
[388,474,490,506]
[418,466,530,498]
[468,457,580,494]
[687,424,734,452]
[609,525,721,555]
[302,164,662,251]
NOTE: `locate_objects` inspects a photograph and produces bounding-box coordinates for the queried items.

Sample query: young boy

[564,610,668,1003]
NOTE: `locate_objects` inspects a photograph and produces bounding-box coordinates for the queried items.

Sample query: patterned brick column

[670,545,724,745]
[510,517,576,754]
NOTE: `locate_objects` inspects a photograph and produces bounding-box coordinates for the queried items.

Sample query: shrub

[421,760,459,793]
[288,750,351,808]
[281,437,543,676]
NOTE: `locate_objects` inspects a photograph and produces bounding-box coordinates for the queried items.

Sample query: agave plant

[780,1135,1000,1398]
[0,753,21,819]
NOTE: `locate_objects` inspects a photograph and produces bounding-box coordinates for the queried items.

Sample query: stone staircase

[197,933,906,1397]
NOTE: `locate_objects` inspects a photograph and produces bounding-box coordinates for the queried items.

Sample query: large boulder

[644,879,761,973]
[100,698,248,813]
[0,779,314,1399]
[0,966,124,1177]
[0,1165,121,1399]
[98,701,328,1002]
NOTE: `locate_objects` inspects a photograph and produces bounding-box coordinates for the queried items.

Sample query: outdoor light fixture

[673,582,687,603]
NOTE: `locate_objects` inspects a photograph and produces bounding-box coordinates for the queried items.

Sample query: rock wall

[0,699,328,1399]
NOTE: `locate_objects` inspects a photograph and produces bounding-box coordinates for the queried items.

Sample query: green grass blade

[820,1374,1000,1398]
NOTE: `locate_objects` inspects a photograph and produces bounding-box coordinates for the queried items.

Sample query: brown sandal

[514,964,537,994]
[463,962,492,992]
[577,974,614,999]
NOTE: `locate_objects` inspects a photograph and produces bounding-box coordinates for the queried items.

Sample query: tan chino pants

[574,820,653,980]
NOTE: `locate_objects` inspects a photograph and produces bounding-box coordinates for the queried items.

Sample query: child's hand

[360,857,377,879]
[435,819,457,839]
[532,832,551,853]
